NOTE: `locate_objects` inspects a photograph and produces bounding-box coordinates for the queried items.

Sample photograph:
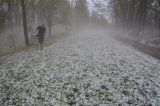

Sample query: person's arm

[44,27,47,44]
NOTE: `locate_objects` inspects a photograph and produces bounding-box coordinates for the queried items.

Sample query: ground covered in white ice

[0,30,160,106]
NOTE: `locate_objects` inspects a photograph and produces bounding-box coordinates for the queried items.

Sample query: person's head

[41,24,45,27]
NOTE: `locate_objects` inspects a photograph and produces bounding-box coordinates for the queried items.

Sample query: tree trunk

[47,18,52,36]
[48,23,52,36]
[21,0,30,46]
[158,0,160,6]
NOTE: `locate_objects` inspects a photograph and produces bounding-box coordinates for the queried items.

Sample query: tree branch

[148,6,160,14]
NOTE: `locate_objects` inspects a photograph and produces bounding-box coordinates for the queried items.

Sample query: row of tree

[94,0,160,34]
[0,0,72,46]
[0,0,107,46]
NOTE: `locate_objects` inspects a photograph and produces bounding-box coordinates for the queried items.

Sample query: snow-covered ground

[0,30,160,106]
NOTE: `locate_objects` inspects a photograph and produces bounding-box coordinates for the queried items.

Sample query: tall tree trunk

[158,0,160,6]
[21,0,30,46]
[48,22,52,36]
[47,17,52,36]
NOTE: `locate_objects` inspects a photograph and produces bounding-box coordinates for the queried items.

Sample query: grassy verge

[0,32,70,58]
[115,35,160,60]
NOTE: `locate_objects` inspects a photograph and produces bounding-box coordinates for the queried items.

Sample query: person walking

[36,24,46,50]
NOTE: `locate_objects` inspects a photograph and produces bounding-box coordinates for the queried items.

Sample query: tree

[36,0,72,36]
[60,0,72,31]
[158,0,160,5]
[90,11,107,26]
[21,0,30,46]
[100,0,154,33]
[75,0,89,27]
[0,0,14,31]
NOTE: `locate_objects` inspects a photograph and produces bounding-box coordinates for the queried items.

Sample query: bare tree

[21,0,30,46]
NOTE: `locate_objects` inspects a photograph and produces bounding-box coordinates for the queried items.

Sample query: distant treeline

[94,0,160,33]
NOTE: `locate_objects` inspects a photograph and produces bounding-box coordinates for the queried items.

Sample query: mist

[0,0,160,105]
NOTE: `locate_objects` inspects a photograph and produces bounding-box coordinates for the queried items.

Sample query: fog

[0,0,160,105]
[0,24,69,55]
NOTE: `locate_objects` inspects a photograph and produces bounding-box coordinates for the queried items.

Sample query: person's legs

[38,36,44,50]
[40,42,43,50]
